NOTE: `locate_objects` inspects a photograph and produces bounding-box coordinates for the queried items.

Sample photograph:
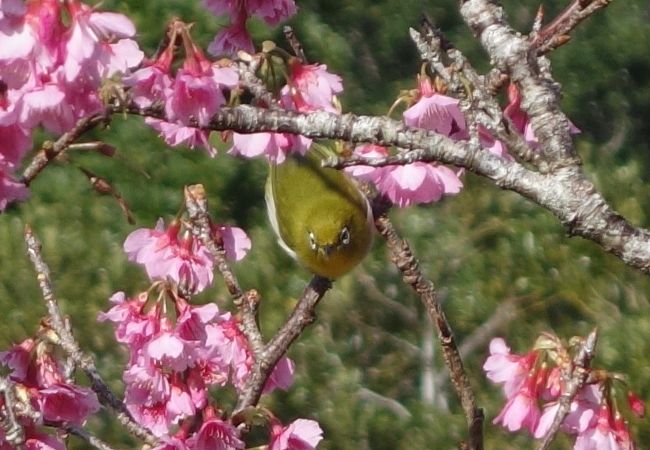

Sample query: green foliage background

[1,0,650,448]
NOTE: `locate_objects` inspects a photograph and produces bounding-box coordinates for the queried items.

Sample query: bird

[265,145,374,279]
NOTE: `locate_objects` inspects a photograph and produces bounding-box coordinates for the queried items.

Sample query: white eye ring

[308,231,317,251]
[340,226,351,246]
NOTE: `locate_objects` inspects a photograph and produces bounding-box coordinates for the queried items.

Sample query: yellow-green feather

[266,146,373,279]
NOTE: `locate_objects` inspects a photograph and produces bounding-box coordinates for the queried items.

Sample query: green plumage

[266,146,373,279]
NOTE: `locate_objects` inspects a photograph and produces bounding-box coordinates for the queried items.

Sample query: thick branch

[121,102,650,275]
[460,0,579,167]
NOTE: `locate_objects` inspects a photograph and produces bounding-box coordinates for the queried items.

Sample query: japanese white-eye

[266,145,374,279]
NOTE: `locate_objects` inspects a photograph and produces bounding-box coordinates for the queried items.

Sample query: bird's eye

[340,226,351,246]
[308,231,317,251]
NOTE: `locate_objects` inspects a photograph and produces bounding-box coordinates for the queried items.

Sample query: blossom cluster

[124,20,239,156]
[0,336,100,450]
[202,0,297,57]
[101,213,323,448]
[484,334,643,449]
[345,76,466,207]
[0,0,143,210]
[98,290,300,442]
[228,56,343,163]
[123,217,251,294]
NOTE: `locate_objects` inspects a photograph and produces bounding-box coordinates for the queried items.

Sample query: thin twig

[0,376,26,449]
[23,225,158,446]
[43,422,119,450]
[235,276,332,413]
[537,329,598,450]
[283,25,308,62]
[183,184,264,353]
[533,0,614,54]
[374,214,483,450]
[20,112,110,185]
[235,58,277,108]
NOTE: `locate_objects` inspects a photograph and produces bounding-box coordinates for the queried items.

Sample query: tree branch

[235,276,331,413]
[113,102,650,276]
[23,226,158,447]
[184,184,264,353]
[537,329,598,450]
[374,214,484,450]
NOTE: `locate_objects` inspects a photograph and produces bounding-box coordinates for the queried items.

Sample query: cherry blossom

[269,418,324,450]
[347,144,463,207]
[207,13,254,57]
[493,374,541,433]
[186,415,244,450]
[483,337,538,398]
[203,0,297,56]
[229,131,311,164]
[403,76,468,140]
[281,60,343,113]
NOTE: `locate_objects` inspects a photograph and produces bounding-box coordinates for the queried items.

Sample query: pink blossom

[534,386,600,439]
[0,338,67,388]
[164,45,238,127]
[346,144,462,208]
[145,118,218,156]
[211,224,252,261]
[124,360,199,437]
[483,337,537,398]
[146,330,194,373]
[573,406,631,450]
[176,301,221,343]
[229,131,311,164]
[503,84,580,149]
[63,0,137,82]
[186,417,244,450]
[281,60,342,113]
[24,430,66,450]
[208,15,254,57]
[99,38,144,78]
[123,219,215,294]
[97,291,159,351]
[0,338,35,382]
[0,0,26,23]
[202,0,296,26]
[123,44,174,108]
[37,383,99,426]
[124,64,174,108]
[0,165,29,210]
[478,126,512,160]
[0,122,31,168]
[493,374,541,433]
[210,317,253,390]
[165,65,236,128]
[269,418,323,450]
[627,391,645,418]
[263,356,295,394]
[249,0,297,26]
[403,77,467,139]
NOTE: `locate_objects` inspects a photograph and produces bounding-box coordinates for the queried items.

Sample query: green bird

[266,146,374,279]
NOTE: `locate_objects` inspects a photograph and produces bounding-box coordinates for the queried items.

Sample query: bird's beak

[318,245,335,257]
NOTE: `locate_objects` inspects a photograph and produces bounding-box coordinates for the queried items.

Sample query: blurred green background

[2,0,650,448]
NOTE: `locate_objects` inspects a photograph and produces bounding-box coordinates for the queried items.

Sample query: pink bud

[627,390,645,418]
